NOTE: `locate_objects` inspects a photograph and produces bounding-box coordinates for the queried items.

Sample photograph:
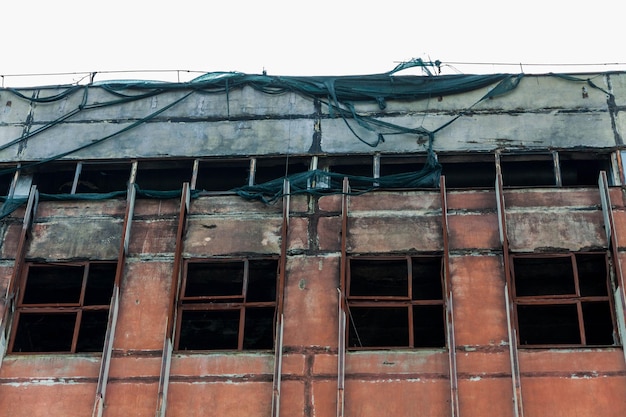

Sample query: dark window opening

[380,156,425,177]
[30,163,77,194]
[501,156,555,187]
[346,256,445,349]
[254,157,310,185]
[560,154,612,186]
[195,160,250,192]
[77,162,131,193]
[135,160,194,192]
[10,262,116,353]
[512,253,616,347]
[441,161,495,188]
[0,167,14,196]
[321,156,374,178]
[177,259,278,351]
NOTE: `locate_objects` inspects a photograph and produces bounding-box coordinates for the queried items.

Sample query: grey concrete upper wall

[0,72,623,163]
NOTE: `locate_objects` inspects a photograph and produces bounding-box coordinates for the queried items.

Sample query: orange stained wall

[0,187,625,416]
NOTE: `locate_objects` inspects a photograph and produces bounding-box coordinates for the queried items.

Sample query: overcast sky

[3,0,625,87]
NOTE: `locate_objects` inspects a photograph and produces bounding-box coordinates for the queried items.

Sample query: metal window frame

[174,257,280,352]
[9,261,115,354]
[510,252,616,348]
[345,255,445,350]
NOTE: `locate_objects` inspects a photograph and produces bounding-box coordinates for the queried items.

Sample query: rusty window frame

[175,257,279,351]
[510,252,618,347]
[346,255,446,350]
[9,261,117,354]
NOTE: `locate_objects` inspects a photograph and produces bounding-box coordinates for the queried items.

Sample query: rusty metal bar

[598,171,626,362]
[337,289,346,417]
[155,182,190,417]
[0,185,38,363]
[271,314,284,417]
[271,180,290,417]
[496,165,524,417]
[277,179,289,318]
[440,175,459,417]
[92,285,120,417]
[337,177,349,417]
[155,322,173,417]
[167,183,190,339]
[92,178,136,417]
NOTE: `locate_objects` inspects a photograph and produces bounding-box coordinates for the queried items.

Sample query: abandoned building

[1,61,626,416]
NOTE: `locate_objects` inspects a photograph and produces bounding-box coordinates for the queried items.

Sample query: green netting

[233,154,441,204]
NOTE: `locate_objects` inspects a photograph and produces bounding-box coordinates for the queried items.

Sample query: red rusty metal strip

[1,185,38,360]
[167,183,190,339]
[277,179,289,318]
[154,183,190,416]
[440,175,460,417]
[497,165,524,417]
[598,171,626,361]
[271,180,290,417]
[337,177,349,417]
[337,290,346,417]
[271,315,284,417]
[92,285,120,417]
[155,324,173,417]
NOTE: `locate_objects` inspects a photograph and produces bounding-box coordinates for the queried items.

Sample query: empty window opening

[253,157,310,185]
[195,160,250,191]
[177,259,278,351]
[77,162,131,193]
[321,156,374,178]
[347,256,445,349]
[440,161,495,188]
[379,156,425,177]
[29,162,77,194]
[10,262,116,353]
[501,155,555,187]
[0,166,14,196]
[512,253,616,347]
[135,160,194,192]
[559,153,612,186]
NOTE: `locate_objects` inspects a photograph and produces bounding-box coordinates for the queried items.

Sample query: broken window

[135,160,194,192]
[77,162,131,193]
[501,153,556,187]
[0,166,15,196]
[176,258,278,351]
[438,154,496,189]
[253,157,311,185]
[29,162,78,194]
[346,256,445,349]
[511,253,617,346]
[10,262,116,353]
[559,152,612,186]
[195,159,251,191]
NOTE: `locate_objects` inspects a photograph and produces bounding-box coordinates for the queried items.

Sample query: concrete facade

[0,71,626,416]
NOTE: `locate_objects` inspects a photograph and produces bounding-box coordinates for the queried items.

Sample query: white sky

[3,0,626,87]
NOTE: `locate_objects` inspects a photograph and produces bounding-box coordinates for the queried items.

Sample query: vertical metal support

[271,180,290,417]
[92,286,120,417]
[249,158,258,187]
[496,166,524,417]
[71,162,83,194]
[598,171,626,363]
[156,183,190,417]
[271,316,284,417]
[552,151,562,187]
[92,180,136,417]
[155,323,173,417]
[190,159,200,191]
[0,185,38,364]
[337,177,349,417]
[440,176,459,417]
